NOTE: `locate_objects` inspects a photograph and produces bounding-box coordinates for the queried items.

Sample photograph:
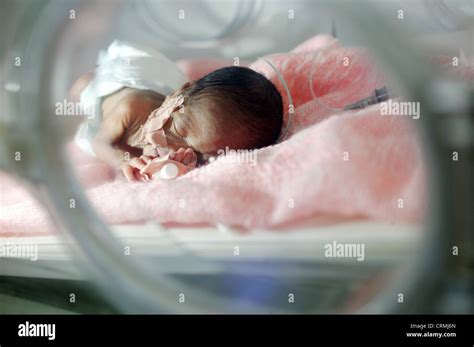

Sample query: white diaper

[74,40,187,156]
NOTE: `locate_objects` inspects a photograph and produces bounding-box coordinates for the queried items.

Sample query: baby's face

[156,92,221,158]
[149,86,253,162]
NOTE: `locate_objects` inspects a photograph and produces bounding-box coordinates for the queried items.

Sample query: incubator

[0,0,472,314]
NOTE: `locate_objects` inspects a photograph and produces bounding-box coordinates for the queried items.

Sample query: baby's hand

[121,155,155,182]
[168,148,197,166]
[122,149,196,182]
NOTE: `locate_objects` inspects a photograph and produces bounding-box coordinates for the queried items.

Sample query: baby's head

[162,66,283,157]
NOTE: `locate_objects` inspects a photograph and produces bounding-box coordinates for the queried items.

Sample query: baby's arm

[94,88,166,181]
[70,72,167,181]
[93,91,157,181]
[92,109,133,178]
[69,74,137,180]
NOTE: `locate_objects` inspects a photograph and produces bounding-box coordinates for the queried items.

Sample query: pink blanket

[1,35,435,235]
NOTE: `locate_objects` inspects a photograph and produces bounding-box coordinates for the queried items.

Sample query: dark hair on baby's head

[184,66,283,150]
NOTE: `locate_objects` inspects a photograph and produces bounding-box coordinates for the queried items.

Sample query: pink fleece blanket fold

[2,34,448,236]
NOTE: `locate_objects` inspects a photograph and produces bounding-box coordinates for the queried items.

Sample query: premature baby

[72,43,283,181]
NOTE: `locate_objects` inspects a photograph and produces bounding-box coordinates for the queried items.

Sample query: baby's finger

[168,150,176,160]
[138,172,151,182]
[128,157,146,170]
[122,165,136,182]
[182,148,197,165]
[133,169,145,182]
[171,148,186,162]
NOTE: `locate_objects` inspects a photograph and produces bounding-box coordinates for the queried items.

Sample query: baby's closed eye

[164,119,191,150]
[170,121,184,139]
